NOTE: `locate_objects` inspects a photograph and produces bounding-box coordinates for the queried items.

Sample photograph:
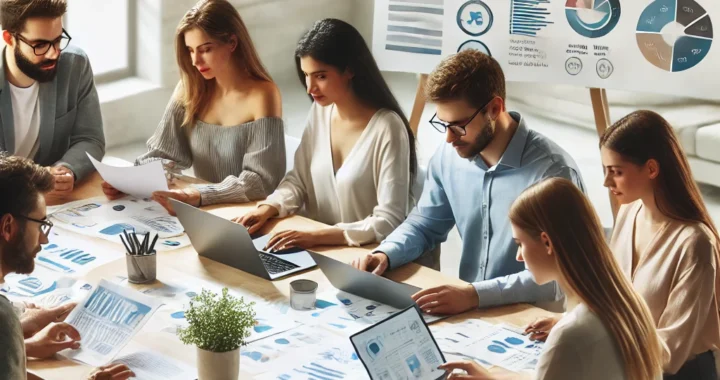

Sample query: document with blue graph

[62,279,162,366]
[49,196,191,251]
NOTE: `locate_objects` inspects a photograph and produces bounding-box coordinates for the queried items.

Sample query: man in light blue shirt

[353,50,585,315]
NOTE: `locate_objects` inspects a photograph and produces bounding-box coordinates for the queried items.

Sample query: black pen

[149,234,159,254]
[132,232,141,255]
[119,234,131,254]
[141,233,149,255]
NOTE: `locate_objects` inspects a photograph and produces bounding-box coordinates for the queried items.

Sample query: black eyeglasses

[15,215,53,236]
[429,98,494,136]
[13,28,72,56]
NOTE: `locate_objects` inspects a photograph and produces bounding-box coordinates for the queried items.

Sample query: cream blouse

[610,200,720,374]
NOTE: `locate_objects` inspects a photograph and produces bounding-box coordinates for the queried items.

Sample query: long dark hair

[294,18,418,186]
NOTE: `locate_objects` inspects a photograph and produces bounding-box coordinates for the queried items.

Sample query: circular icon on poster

[566,0,621,38]
[565,57,583,75]
[596,58,614,78]
[457,40,491,56]
[457,1,493,36]
[112,205,126,211]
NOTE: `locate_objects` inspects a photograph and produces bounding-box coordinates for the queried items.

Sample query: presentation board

[372,0,719,97]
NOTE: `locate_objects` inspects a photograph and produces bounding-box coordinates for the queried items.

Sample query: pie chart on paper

[566,0,622,38]
[636,0,713,72]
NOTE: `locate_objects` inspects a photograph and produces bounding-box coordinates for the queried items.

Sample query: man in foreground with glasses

[0,154,133,380]
[353,50,585,315]
[0,0,105,196]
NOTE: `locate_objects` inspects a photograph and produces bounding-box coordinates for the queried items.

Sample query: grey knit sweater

[136,99,286,205]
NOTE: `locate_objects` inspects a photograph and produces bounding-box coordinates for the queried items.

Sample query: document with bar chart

[62,279,162,366]
[372,0,720,98]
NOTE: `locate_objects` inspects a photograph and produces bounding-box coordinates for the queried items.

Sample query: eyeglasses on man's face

[15,215,54,237]
[428,98,495,137]
[14,28,72,56]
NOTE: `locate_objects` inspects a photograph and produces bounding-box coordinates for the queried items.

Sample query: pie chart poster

[372,0,720,99]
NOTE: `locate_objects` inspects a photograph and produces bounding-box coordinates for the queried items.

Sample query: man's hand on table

[20,302,76,338]
[412,284,479,315]
[25,322,81,359]
[100,181,125,200]
[49,166,75,194]
[87,363,135,380]
[352,252,389,275]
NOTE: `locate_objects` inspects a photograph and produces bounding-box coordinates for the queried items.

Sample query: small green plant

[177,287,256,353]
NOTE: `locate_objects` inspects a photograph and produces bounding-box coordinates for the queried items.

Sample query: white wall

[102,0,356,149]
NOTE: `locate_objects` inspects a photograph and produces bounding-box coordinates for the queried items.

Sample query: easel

[408,74,620,221]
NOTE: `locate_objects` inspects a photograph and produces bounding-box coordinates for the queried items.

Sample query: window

[66,0,135,83]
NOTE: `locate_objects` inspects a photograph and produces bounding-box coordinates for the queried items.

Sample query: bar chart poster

[372,0,720,98]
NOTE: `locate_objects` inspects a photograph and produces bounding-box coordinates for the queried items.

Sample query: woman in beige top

[440,178,663,380]
[601,110,720,378]
[527,110,720,379]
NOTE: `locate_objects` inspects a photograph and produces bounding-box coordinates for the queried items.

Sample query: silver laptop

[171,199,316,280]
[309,251,421,309]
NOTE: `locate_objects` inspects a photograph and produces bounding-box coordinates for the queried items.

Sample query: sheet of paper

[253,335,367,380]
[62,279,163,366]
[36,230,124,274]
[241,325,345,375]
[0,266,93,307]
[49,196,189,250]
[351,307,446,380]
[111,350,196,380]
[88,153,168,198]
[430,319,543,373]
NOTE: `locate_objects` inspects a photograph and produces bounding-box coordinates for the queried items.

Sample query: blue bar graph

[510,0,555,37]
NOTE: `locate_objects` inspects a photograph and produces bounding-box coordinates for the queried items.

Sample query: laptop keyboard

[259,252,300,275]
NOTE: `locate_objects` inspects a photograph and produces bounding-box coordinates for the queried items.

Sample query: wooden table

[29,172,551,379]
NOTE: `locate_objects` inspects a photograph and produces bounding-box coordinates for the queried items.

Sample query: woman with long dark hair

[234,18,417,250]
[101,0,285,213]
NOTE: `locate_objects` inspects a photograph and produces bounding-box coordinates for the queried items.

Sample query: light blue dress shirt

[376,112,585,308]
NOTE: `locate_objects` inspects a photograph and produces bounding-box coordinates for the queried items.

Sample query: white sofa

[508,83,720,188]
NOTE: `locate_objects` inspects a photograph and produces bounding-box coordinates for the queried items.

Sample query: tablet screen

[350,306,447,380]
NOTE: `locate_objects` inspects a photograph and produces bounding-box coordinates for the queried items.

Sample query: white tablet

[350,305,447,380]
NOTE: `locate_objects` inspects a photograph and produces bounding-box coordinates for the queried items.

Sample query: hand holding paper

[88,153,168,198]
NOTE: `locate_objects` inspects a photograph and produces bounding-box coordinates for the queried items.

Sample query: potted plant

[178,288,256,380]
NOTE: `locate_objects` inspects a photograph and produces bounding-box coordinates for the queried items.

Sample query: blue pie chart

[636,0,712,72]
[566,0,621,38]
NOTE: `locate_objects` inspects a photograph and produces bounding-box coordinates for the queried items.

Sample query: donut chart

[566,0,621,38]
[636,0,713,72]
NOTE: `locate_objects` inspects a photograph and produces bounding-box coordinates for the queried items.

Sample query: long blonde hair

[174,0,272,127]
[509,178,663,380]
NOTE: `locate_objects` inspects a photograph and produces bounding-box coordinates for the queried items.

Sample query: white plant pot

[197,346,240,380]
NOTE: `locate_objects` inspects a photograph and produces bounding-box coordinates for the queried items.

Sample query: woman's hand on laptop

[232,205,279,235]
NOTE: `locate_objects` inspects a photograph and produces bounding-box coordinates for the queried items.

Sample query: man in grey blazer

[0,0,105,194]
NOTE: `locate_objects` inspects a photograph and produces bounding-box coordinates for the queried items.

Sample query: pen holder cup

[126,252,157,284]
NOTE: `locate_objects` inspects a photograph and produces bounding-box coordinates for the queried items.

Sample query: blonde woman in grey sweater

[101,0,285,213]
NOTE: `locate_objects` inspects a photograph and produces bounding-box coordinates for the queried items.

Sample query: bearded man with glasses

[353,50,586,316]
[0,154,134,380]
[0,0,105,197]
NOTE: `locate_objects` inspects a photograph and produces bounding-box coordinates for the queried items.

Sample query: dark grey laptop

[171,199,315,280]
[309,251,421,309]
